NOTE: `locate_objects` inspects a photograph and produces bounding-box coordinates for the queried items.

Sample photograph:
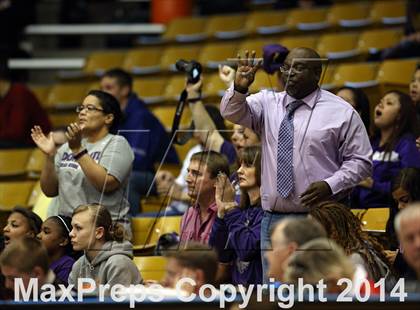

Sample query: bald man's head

[281,47,322,99]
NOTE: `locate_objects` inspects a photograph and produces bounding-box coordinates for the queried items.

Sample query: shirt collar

[195,201,217,213]
[284,87,319,110]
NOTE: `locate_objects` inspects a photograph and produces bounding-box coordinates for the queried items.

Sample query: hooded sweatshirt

[68,240,141,295]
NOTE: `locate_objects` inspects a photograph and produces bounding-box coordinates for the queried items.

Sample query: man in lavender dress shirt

[220,47,372,282]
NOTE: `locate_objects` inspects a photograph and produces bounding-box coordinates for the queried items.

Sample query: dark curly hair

[309,201,392,281]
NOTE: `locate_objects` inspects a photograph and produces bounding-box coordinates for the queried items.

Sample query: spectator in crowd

[336,87,371,132]
[2,207,42,248]
[31,90,134,237]
[351,91,420,209]
[395,203,420,288]
[266,217,326,282]
[179,151,230,244]
[162,242,218,295]
[309,201,392,282]
[210,145,263,286]
[220,47,372,282]
[68,204,141,294]
[37,215,75,285]
[409,64,420,150]
[0,238,63,298]
[284,238,355,293]
[0,58,51,148]
[393,168,420,210]
[100,68,179,215]
[409,64,420,116]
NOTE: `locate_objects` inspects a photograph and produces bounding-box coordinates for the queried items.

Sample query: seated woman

[2,206,42,248]
[38,215,76,285]
[309,201,392,282]
[31,90,134,236]
[209,145,263,286]
[336,86,370,132]
[68,204,141,294]
[391,167,420,278]
[351,90,420,209]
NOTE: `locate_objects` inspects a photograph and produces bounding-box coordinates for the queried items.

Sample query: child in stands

[38,215,75,285]
[352,90,420,209]
[68,204,141,294]
[2,207,42,248]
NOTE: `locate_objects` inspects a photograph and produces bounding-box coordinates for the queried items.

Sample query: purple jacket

[352,133,420,208]
[209,204,263,286]
[50,255,75,286]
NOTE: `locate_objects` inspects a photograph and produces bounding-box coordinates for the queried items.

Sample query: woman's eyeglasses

[75,105,104,113]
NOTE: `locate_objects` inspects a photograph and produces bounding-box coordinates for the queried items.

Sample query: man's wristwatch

[73,148,88,160]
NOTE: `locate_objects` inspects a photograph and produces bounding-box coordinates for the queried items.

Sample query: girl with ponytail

[68,204,141,294]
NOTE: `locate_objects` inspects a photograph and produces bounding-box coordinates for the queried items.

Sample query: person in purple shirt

[220,47,372,283]
[37,215,75,285]
[351,91,420,209]
[210,145,263,286]
[100,69,179,214]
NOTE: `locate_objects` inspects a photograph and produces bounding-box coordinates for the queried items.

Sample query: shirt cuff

[323,175,340,195]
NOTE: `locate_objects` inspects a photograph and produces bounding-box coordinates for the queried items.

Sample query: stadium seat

[26,181,43,207]
[357,28,403,55]
[198,42,238,69]
[316,33,360,60]
[0,181,36,211]
[245,11,288,35]
[238,39,270,59]
[0,149,32,178]
[351,208,389,232]
[249,70,279,93]
[49,112,78,129]
[377,58,419,93]
[205,14,247,39]
[333,62,379,88]
[279,35,318,50]
[26,148,45,179]
[163,16,207,43]
[370,0,406,25]
[203,73,227,98]
[29,85,51,108]
[133,256,167,281]
[46,82,88,109]
[132,77,167,104]
[132,216,182,253]
[123,48,162,75]
[32,191,51,221]
[160,45,201,72]
[286,7,329,31]
[163,75,188,102]
[319,64,337,90]
[84,51,126,76]
[151,106,192,131]
[88,81,101,91]
[327,2,372,28]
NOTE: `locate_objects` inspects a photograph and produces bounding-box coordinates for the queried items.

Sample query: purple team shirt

[220,85,372,213]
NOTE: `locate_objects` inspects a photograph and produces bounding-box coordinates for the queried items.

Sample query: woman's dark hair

[337,86,370,132]
[11,207,43,237]
[393,168,420,202]
[373,90,419,154]
[73,204,125,242]
[309,201,392,282]
[48,215,74,256]
[88,90,122,134]
[238,145,261,209]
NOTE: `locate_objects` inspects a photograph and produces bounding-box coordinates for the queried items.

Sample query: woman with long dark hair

[31,90,134,236]
[210,145,263,286]
[351,90,420,209]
